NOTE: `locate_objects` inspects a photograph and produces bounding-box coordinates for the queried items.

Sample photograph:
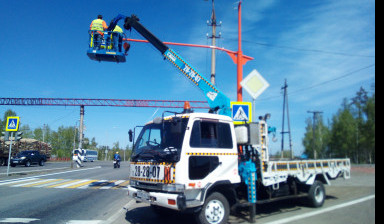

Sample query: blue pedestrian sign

[231,102,252,124]
[6,117,20,132]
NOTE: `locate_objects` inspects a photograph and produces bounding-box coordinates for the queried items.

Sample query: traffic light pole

[6,132,14,176]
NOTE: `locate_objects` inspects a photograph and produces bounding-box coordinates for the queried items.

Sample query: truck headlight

[20,157,26,159]
[162,184,185,192]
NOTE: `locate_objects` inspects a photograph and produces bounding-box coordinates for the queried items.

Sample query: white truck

[98,14,351,224]
[127,111,350,223]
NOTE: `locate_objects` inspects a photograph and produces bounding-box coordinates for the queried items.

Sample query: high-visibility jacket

[90,19,108,35]
[113,25,123,33]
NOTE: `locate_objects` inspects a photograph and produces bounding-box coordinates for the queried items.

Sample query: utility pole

[206,0,221,85]
[281,79,293,159]
[237,0,243,101]
[79,106,85,150]
[307,110,323,159]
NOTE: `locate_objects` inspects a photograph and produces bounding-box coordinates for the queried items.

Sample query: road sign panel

[6,117,20,132]
[231,102,252,124]
[240,69,269,100]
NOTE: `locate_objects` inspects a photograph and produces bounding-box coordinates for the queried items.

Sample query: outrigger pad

[87,49,126,63]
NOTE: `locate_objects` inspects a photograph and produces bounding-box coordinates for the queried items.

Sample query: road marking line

[0,166,72,175]
[0,166,101,184]
[46,179,80,188]
[36,179,70,187]
[264,195,376,224]
[0,178,38,186]
[20,179,60,187]
[65,220,103,224]
[0,218,40,223]
[12,179,52,187]
[55,179,92,188]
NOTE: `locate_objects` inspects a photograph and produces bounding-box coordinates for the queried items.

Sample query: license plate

[131,164,163,179]
[137,190,149,200]
[130,163,174,183]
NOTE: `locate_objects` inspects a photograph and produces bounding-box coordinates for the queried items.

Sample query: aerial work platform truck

[89,14,351,224]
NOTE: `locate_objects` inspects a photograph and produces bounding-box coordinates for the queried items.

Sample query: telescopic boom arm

[109,14,231,116]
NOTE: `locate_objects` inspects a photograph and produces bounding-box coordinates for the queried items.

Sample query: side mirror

[128,129,133,142]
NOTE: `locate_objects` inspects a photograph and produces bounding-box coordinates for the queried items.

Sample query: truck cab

[128,112,241,212]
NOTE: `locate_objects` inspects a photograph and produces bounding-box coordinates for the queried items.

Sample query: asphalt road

[0,162,375,224]
[0,161,129,224]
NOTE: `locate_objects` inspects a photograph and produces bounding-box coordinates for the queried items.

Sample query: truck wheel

[25,160,31,167]
[0,158,5,166]
[307,180,325,208]
[195,192,229,224]
[39,160,45,166]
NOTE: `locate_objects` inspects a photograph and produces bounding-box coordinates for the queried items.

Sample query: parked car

[10,150,47,167]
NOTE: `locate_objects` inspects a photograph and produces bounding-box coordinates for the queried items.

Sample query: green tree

[33,128,43,141]
[19,124,34,138]
[363,90,375,163]
[50,126,77,158]
[302,115,330,159]
[2,109,17,130]
[329,99,357,160]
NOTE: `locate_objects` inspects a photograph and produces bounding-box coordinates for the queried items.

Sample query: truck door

[187,119,239,184]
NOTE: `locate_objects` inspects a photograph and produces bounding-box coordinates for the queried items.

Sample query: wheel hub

[205,199,225,224]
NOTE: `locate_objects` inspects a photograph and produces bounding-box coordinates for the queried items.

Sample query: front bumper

[127,186,187,211]
[10,159,27,165]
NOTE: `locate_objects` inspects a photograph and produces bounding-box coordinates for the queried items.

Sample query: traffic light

[1,131,10,141]
[15,131,23,141]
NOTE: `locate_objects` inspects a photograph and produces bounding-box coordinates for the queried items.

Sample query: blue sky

[1,0,375,155]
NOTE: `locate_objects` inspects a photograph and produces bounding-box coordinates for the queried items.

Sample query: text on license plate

[131,164,163,179]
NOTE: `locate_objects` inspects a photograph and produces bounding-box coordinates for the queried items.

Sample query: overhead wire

[257,63,375,101]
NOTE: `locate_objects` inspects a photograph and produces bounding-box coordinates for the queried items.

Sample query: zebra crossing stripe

[20,179,60,187]
[12,179,54,187]
[0,178,38,186]
[99,180,118,189]
[100,180,125,189]
[111,180,130,189]
[55,179,91,189]
[66,179,99,189]
[0,178,129,190]
[87,180,108,189]
[38,179,69,187]
[0,218,40,223]
[46,179,82,188]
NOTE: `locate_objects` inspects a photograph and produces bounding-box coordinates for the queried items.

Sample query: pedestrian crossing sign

[231,102,252,124]
[6,117,20,132]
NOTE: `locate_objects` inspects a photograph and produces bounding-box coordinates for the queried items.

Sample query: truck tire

[307,180,325,208]
[39,160,45,166]
[25,160,31,167]
[195,192,229,224]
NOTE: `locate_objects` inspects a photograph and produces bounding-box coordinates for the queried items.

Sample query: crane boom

[108,14,231,116]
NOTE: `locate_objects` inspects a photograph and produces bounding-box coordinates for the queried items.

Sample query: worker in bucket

[90,15,108,50]
[112,25,123,52]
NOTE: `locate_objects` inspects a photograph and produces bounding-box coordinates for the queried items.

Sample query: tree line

[0,111,131,161]
[302,86,375,164]
[2,85,374,164]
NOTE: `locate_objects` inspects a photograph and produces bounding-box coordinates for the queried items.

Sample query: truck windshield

[131,118,188,162]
